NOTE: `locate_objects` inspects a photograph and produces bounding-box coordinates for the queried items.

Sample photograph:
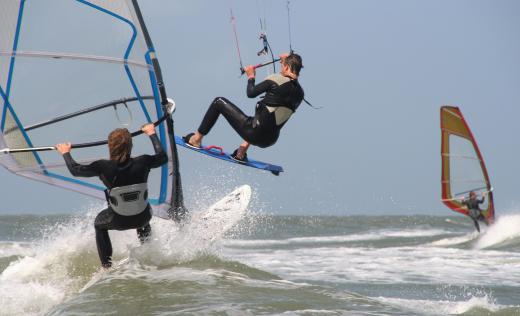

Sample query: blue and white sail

[0,0,185,219]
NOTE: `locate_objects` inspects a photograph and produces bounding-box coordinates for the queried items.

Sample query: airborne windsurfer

[183,53,304,162]
[56,124,167,268]
[461,191,488,233]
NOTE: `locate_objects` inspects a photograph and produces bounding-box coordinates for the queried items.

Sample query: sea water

[1,209,519,315]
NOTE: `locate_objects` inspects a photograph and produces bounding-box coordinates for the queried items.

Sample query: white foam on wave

[225,242,520,287]
[475,214,520,249]
[0,203,137,316]
[128,216,215,267]
[0,186,251,315]
[130,187,250,267]
[375,295,503,315]
[225,229,448,247]
[428,231,478,247]
[0,242,34,258]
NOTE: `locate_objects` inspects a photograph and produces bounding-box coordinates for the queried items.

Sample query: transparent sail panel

[448,135,489,210]
[0,0,171,206]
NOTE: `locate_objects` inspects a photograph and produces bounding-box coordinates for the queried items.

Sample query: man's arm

[142,124,167,169]
[243,65,274,98]
[56,143,99,177]
[246,78,274,98]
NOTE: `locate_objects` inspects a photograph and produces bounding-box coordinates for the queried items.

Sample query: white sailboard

[187,185,251,241]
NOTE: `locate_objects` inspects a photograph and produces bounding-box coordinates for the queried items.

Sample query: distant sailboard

[176,136,283,175]
[440,106,495,223]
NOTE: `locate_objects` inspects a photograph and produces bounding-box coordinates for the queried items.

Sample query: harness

[106,183,149,216]
[103,164,149,216]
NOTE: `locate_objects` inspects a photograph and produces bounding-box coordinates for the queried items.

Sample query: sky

[1,0,519,216]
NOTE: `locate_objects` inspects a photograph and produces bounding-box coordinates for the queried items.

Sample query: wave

[226,228,449,248]
[428,232,479,247]
[0,202,257,316]
[375,295,519,315]
[474,214,520,250]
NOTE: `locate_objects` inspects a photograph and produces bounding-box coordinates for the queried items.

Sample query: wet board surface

[175,136,283,175]
[79,258,129,293]
[186,184,251,242]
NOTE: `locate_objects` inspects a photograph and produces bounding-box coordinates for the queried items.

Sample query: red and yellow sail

[440,106,495,223]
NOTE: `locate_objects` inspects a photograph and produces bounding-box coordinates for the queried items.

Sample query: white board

[79,258,128,293]
[186,185,251,242]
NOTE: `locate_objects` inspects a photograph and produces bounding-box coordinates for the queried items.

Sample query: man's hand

[142,123,156,136]
[56,142,72,155]
[244,65,256,79]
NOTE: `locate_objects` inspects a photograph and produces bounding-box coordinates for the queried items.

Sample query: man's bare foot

[231,145,248,162]
[183,133,201,149]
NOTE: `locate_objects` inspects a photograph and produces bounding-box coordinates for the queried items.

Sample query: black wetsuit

[62,134,167,267]
[197,73,304,148]
[462,197,486,232]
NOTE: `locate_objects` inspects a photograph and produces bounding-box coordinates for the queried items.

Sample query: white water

[0,187,251,316]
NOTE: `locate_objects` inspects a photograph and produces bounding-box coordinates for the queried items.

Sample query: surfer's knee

[211,97,232,110]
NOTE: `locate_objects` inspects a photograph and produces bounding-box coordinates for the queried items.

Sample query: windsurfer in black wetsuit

[183,53,304,162]
[461,191,488,233]
[56,124,167,268]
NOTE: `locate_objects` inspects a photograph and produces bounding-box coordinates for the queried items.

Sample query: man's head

[469,191,476,198]
[281,53,303,77]
[108,128,132,162]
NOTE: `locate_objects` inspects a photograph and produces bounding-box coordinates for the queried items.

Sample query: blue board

[175,136,283,175]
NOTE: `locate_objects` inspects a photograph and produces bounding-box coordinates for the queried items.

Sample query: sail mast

[131,0,187,220]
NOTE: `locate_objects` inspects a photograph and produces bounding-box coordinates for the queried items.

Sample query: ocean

[1,209,519,315]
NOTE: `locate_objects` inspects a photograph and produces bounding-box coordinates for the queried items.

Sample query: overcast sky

[1,0,519,216]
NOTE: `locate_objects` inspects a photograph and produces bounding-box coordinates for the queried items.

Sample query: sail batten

[440,106,494,222]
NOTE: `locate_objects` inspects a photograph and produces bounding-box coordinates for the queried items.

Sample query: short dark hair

[108,128,132,162]
[284,53,303,76]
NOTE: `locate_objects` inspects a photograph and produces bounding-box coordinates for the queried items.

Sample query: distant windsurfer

[183,53,304,162]
[56,124,167,268]
[460,191,489,233]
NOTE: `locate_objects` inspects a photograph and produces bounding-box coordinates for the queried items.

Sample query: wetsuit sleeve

[478,197,485,204]
[145,134,168,168]
[62,153,101,177]
[246,78,274,98]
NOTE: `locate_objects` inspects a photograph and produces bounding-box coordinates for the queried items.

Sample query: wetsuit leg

[94,208,115,267]
[197,97,280,148]
[198,97,253,137]
[468,208,482,233]
[137,223,151,243]
[94,207,152,267]
[472,219,481,233]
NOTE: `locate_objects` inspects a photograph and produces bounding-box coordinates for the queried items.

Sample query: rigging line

[255,0,267,32]
[286,0,293,53]
[303,98,324,110]
[256,0,276,73]
[266,35,276,73]
[230,8,244,72]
